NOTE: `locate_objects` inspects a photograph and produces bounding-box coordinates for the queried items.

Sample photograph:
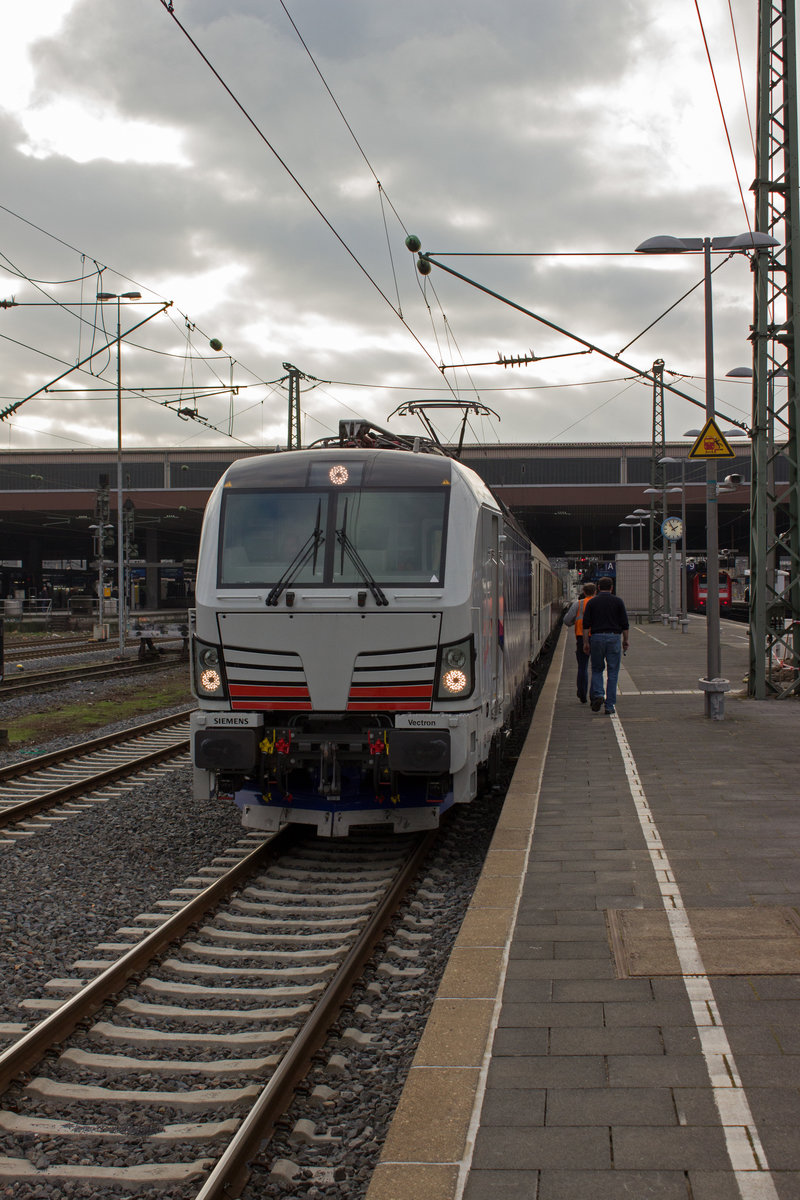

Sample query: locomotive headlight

[192,638,227,699]
[444,646,467,669]
[435,636,474,701]
[443,668,468,694]
[200,667,222,693]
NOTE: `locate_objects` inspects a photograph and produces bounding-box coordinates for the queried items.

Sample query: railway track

[0,653,187,698]
[0,710,193,835]
[0,826,436,1197]
[5,635,186,664]
[5,634,88,659]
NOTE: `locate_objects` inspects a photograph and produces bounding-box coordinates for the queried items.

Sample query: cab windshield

[219,488,447,588]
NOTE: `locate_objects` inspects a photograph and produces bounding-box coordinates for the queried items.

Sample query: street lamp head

[636,232,780,255]
[632,508,649,516]
[635,235,695,253]
[723,232,780,251]
[727,365,787,379]
[683,427,746,437]
[659,456,680,464]
[97,291,142,302]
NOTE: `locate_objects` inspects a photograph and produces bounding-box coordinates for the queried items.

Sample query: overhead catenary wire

[157,0,452,389]
[693,0,753,231]
[725,0,756,157]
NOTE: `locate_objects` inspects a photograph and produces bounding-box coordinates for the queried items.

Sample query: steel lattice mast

[749,0,800,696]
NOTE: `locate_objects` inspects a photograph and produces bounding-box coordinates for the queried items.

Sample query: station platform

[366,615,800,1200]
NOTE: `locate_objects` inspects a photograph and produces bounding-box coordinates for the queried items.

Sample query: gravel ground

[0,666,240,1028]
[0,659,191,765]
[0,762,243,1027]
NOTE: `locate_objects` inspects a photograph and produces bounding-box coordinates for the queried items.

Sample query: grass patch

[4,668,193,749]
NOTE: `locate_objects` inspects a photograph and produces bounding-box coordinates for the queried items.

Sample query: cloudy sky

[0,0,767,454]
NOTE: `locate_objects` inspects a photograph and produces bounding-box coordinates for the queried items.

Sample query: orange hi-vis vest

[575,597,587,638]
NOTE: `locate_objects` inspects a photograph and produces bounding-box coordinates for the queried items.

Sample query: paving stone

[545,1086,676,1127]
[505,959,617,981]
[538,1169,691,1199]
[463,1169,540,1200]
[513,923,608,943]
[549,1025,663,1056]
[486,1055,607,1090]
[552,978,653,1002]
[687,1173,765,1200]
[730,1056,800,1088]
[662,1023,782,1057]
[612,1125,732,1169]
[603,1001,695,1027]
[472,1126,611,1171]
[606,1055,712,1087]
[491,1027,548,1056]
[496,1001,604,1028]
[506,939,556,960]
[477,1087,546,1127]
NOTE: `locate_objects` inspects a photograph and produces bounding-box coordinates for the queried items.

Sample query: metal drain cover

[606,907,800,977]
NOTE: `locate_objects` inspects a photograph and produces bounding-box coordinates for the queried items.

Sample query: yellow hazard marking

[688,419,736,459]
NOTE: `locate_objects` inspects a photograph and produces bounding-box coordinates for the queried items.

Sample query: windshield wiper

[266,501,324,606]
[337,500,388,606]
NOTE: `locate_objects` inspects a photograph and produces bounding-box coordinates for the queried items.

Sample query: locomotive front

[190,432,506,835]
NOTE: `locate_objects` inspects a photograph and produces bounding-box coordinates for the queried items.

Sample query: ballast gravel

[0,666,241,1029]
[0,760,242,1028]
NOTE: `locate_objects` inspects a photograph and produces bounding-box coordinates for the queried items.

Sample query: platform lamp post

[631,507,650,533]
[635,232,779,718]
[620,520,644,550]
[624,515,647,550]
[97,291,142,658]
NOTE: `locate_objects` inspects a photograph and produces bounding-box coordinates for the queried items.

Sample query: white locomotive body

[190,423,560,836]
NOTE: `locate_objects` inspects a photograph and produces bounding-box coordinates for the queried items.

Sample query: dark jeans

[589,631,622,712]
[575,639,589,701]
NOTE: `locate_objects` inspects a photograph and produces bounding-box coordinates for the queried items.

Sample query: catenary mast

[749,0,800,696]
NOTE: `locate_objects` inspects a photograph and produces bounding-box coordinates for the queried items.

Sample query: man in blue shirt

[581,576,629,715]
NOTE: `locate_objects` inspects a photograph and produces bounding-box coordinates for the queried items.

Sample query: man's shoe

[577,690,587,703]
[590,697,602,712]
[604,707,615,715]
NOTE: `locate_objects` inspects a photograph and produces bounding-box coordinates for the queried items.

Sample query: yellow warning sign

[687,419,736,459]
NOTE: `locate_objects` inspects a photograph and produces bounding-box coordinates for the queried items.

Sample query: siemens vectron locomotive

[190,419,561,836]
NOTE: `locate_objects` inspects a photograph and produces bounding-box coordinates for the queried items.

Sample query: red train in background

[685,564,733,613]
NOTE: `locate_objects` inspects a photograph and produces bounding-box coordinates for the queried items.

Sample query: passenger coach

[190,420,560,835]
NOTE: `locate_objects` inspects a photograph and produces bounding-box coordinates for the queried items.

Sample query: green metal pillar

[749,0,800,696]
